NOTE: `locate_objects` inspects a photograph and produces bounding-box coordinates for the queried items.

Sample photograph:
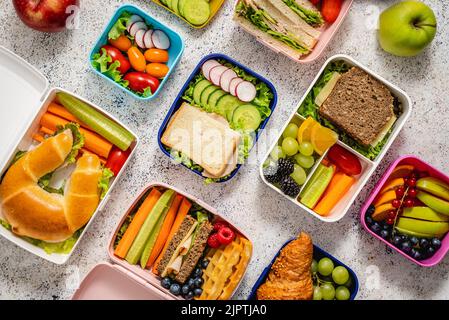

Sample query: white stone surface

[0,0,448,300]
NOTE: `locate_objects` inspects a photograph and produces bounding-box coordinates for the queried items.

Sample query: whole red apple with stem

[13,0,80,32]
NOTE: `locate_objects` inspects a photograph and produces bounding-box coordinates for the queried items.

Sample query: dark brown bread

[175,221,214,284]
[318,67,395,147]
[156,215,196,275]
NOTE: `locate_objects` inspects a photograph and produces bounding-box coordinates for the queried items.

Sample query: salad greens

[98,168,114,199]
[297,61,399,160]
[92,48,129,88]
[282,0,324,27]
[54,123,85,164]
[108,12,132,40]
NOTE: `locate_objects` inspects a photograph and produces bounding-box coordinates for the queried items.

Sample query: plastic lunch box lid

[0,46,49,171]
[247,239,359,300]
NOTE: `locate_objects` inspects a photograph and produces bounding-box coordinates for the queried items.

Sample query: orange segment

[387,165,415,181]
[310,124,339,155]
[297,117,316,143]
[374,190,397,206]
[380,178,404,194]
[372,203,395,222]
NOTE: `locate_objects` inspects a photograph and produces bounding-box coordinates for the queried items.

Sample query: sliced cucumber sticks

[164,0,211,26]
[57,92,135,151]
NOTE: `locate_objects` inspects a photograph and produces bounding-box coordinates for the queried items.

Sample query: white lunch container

[260,54,412,222]
[0,46,140,264]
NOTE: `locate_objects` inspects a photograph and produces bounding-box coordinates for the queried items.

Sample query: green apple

[378,1,437,57]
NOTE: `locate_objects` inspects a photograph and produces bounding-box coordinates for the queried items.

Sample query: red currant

[404,198,414,207]
[407,178,417,187]
[386,217,395,225]
[403,177,409,184]
[396,187,405,198]
[387,210,397,219]
[408,188,417,198]
[392,199,401,208]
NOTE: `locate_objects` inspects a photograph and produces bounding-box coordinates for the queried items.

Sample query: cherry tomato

[124,72,159,94]
[105,146,131,176]
[101,45,130,74]
[144,48,169,63]
[310,0,320,4]
[321,0,342,23]
[327,145,362,176]
[108,35,132,52]
[145,63,169,79]
[127,47,146,72]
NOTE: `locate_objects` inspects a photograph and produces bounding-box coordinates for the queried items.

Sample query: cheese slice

[166,255,183,275]
[314,72,342,107]
[370,114,397,147]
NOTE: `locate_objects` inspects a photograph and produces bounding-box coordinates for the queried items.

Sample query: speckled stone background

[0,0,448,300]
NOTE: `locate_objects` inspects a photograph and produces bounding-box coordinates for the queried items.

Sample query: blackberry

[280,176,300,197]
[263,165,280,184]
[276,158,294,178]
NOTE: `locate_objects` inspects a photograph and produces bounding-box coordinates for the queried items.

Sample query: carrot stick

[39,126,54,135]
[114,188,162,259]
[152,197,191,275]
[314,172,355,216]
[32,133,44,143]
[40,112,113,158]
[145,194,183,268]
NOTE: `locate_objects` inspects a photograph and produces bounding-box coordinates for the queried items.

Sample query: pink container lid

[360,155,449,267]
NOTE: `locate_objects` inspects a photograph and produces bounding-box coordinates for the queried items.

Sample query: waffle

[196,236,253,300]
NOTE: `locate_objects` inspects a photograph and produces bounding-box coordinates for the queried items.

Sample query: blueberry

[193,288,203,297]
[170,283,181,296]
[181,284,190,295]
[371,222,381,234]
[185,291,194,300]
[401,235,409,242]
[365,216,373,226]
[187,278,195,289]
[401,241,412,253]
[367,205,375,216]
[420,238,430,249]
[410,237,419,246]
[194,278,204,288]
[431,238,442,250]
[382,222,390,230]
[193,268,203,278]
[201,259,209,269]
[161,277,172,289]
[392,235,402,246]
[427,246,436,257]
[411,249,422,261]
[380,230,389,239]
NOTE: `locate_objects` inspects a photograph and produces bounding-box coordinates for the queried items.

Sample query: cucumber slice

[172,0,180,14]
[183,0,210,26]
[208,89,227,112]
[299,164,335,209]
[193,79,212,105]
[216,95,240,119]
[232,104,262,132]
[178,0,187,16]
[226,104,241,122]
[200,86,219,107]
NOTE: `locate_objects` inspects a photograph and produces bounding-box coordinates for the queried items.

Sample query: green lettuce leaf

[38,172,65,195]
[282,0,324,27]
[108,11,132,40]
[92,48,129,87]
[98,167,114,199]
[54,123,85,164]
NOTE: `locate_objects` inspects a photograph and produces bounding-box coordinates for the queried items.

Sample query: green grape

[332,266,350,285]
[321,283,336,300]
[290,165,307,185]
[311,259,318,273]
[281,137,299,156]
[299,141,314,156]
[295,154,314,169]
[270,146,285,161]
[313,286,322,300]
[283,123,299,139]
[317,257,334,276]
[335,286,350,300]
[263,158,274,168]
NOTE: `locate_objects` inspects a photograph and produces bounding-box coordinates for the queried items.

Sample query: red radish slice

[135,29,147,49]
[143,30,154,48]
[209,66,228,86]
[220,69,238,92]
[152,30,170,50]
[126,15,143,29]
[229,78,244,96]
[129,21,147,37]
[201,60,220,80]
[236,81,257,102]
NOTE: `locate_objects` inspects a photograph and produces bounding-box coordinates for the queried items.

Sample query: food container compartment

[89,4,184,101]
[260,54,411,222]
[75,182,252,300]
[158,53,277,183]
[151,0,225,29]
[233,0,353,63]
[0,46,139,264]
[248,239,359,300]
[361,155,449,267]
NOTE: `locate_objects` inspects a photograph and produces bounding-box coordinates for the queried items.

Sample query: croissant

[0,129,102,242]
[257,232,314,300]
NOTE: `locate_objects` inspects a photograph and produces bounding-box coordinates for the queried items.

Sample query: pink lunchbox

[360,155,449,267]
[73,182,253,300]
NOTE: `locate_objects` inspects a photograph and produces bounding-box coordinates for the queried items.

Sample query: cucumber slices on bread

[164,0,211,26]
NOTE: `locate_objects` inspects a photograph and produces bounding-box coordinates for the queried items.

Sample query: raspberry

[213,221,229,232]
[207,233,221,248]
[217,227,235,245]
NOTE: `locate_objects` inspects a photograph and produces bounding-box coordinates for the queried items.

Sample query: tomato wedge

[327,145,362,176]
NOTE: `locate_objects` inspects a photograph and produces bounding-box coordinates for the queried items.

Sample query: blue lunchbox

[157,53,278,183]
[248,239,359,300]
[89,4,184,101]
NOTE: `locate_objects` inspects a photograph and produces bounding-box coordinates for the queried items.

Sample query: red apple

[13,0,80,32]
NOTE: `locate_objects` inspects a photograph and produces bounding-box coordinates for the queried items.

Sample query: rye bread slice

[318,67,395,147]
[175,221,214,284]
[156,215,196,275]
